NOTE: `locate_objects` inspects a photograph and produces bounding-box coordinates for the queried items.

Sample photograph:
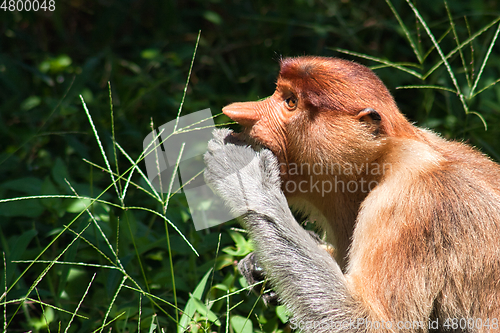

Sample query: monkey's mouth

[233,131,267,151]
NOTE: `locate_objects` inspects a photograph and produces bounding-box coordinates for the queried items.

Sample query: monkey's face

[222,87,379,185]
[223,57,386,174]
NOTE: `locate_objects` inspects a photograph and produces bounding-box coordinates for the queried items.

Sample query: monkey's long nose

[222,102,260,127]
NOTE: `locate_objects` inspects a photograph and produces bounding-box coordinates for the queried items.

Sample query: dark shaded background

[0,0,499,331]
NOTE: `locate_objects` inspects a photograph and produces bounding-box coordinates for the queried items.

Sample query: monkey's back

[349,129,500,322]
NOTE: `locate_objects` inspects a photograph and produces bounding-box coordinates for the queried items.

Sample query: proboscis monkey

[204,56,500,333]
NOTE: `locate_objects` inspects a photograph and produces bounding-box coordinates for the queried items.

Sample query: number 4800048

[1,0,55,11]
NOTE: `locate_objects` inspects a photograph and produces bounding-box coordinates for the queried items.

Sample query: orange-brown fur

[223,56,500,329]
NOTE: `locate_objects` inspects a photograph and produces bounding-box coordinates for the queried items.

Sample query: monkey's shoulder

[365,129,500,228]
[383,128,500,186]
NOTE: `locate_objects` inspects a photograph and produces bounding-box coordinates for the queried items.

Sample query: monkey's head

[223,56,416,180]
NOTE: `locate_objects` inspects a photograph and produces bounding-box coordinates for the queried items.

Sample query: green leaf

[192,296,220,326]
[29,307,54,329]
[211,283,229,291]
[276,305,290,324]
[66,198,92,213]
[214,254,234,270]
[0,198,45,217]
[6,229,37,283]
[222,230,252,256]
[1,177,42,194]
[41,176,61,213]
[141,48,160,59]
[203,11,222,25]
[20,96,41,111]
[39,54,72,73]
[230,315,253,333]
[52,157,71,189]
[177,269,212,333]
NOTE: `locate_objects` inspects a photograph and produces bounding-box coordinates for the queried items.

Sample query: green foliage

[0,0,499,332]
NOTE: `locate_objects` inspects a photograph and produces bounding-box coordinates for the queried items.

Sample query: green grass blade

[422,26,452,62]
[470,22,500,98]
[64,273,96,332]
[6,221,92,327]
[405,0,466,112]
[97,275,128,333]
[108,82,124,206]
[467,111,488,131]
[174,30,201,132]
[2,253,6,333]
[385,0,422,63]
[65,180,124,270]
[333,48,423,79]
[396,85,458,93]
[471,78,500,99]
[444,0,471,87]
[423,17,500,80]
[177,269,212,333]
[80,96,121,200]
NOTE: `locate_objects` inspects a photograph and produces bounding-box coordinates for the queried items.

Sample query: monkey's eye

[285,95,298,110]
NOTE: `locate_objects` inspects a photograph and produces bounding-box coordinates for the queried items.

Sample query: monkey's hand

[238,252,279,306]
[204,128,284,218]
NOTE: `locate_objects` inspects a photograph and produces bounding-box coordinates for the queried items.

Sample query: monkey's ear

[356,108,381,135]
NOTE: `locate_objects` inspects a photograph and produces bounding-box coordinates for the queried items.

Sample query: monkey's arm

[238,230,335,306]
[204,129,364,332]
